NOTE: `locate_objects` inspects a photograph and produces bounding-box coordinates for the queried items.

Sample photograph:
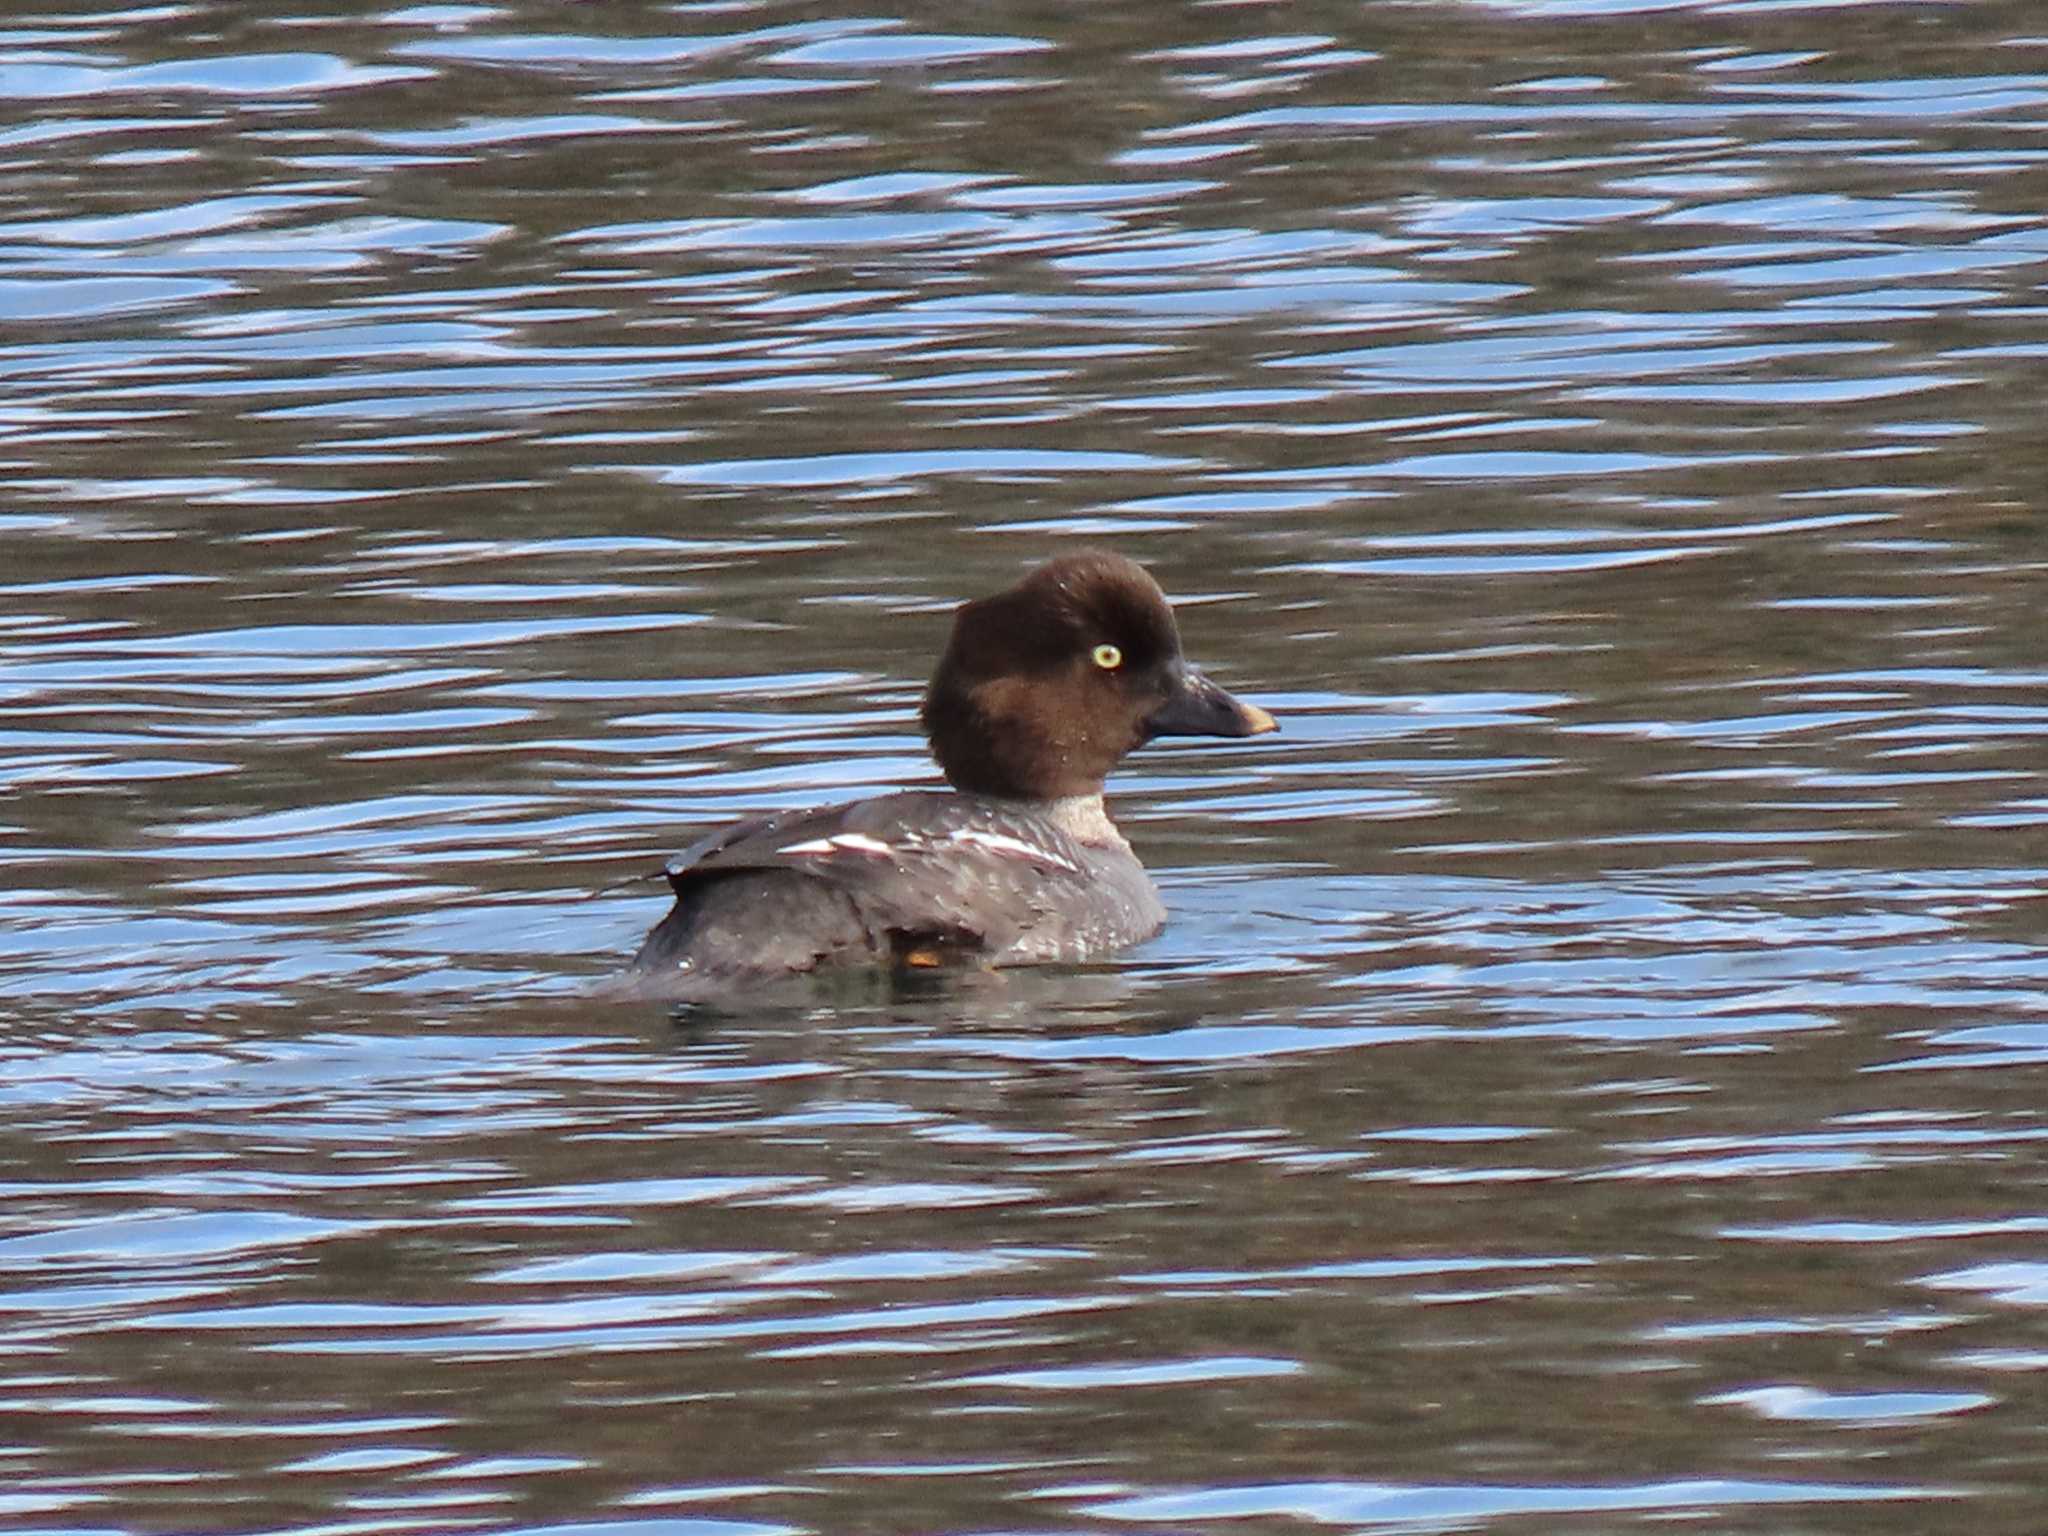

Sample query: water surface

[4,2,2048,1532]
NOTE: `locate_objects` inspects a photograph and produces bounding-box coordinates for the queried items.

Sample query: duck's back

[628,791,1166,994]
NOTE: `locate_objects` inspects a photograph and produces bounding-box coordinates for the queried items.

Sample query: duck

[627,549,1275,995]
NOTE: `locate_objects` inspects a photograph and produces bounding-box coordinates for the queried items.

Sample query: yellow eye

[1091,643,1123,670]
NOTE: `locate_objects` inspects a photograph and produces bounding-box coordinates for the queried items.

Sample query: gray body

[629,791,1165,992]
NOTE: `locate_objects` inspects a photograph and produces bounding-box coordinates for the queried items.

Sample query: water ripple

[4,2,2048,1530]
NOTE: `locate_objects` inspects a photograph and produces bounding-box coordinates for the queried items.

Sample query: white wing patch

[945,827,1079,871]
[775,825,1076,871]
[778,832,895,858]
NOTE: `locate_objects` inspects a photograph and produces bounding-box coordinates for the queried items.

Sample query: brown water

[4,2,2048,1532]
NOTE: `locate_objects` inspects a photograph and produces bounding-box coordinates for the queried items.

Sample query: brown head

[920,550,1276,800]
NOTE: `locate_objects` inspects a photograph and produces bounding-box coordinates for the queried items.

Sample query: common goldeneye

[627,550,1275,995]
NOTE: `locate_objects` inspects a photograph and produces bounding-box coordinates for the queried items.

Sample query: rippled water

[5,2,2048,1531]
